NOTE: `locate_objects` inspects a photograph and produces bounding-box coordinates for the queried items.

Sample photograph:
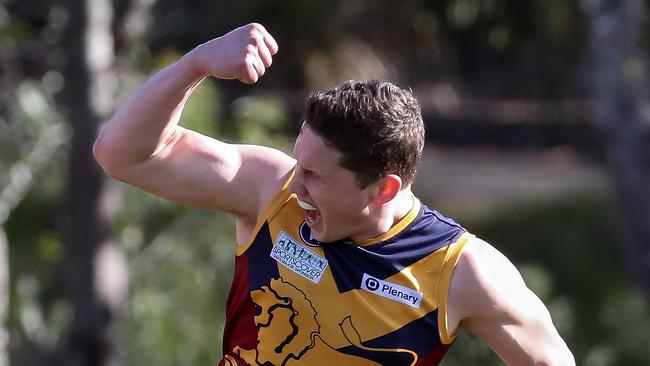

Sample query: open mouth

[297,199,321,226]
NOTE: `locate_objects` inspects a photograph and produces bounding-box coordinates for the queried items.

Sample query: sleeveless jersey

[219,174,472,366]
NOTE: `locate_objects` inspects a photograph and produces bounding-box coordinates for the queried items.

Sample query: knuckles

[206,22,271,82]
[246,22,265,33]
[244,44,257,55]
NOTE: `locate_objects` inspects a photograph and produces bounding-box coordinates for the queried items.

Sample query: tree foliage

[1,0,649,365]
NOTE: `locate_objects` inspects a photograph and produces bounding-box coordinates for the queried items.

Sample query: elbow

[93,134,119,177]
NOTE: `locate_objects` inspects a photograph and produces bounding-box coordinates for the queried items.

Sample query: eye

[298,165,313,177]
[297,165,318,182]
[305,170,320,181]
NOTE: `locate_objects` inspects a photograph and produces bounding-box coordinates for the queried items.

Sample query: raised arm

[93,23,294,224]
[447,238,575,365]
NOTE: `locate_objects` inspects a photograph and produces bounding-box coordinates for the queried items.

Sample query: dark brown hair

[303,80,425,188]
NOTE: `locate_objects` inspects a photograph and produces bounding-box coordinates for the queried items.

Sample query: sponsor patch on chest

[270,231,329,283]
[361,273,423,308]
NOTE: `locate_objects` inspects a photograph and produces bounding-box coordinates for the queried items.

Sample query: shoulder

[237,143,295,165]
[452,237,524,298]
[232,144,295,236]
[237,144,295,202]
[176,133,296,222]
[446,237,527,330]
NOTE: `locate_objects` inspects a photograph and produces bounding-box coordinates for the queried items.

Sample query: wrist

[179,46,210,81]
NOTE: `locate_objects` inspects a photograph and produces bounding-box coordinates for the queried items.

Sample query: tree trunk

[580,0,650,296]
[57,0,127,364]
[0,228,7,366]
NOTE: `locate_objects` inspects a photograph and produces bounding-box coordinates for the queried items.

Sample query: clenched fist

[185,23,278,84]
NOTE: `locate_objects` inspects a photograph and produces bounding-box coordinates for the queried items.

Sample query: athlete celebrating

[93,23,575,365]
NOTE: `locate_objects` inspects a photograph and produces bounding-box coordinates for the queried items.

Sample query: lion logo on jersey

[251,278,320,364]
[229,277,419,366]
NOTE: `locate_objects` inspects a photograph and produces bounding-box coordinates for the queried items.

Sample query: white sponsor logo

[271,231,328,283]
[361,273,423,308]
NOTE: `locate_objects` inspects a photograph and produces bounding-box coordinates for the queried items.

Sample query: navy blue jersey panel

[246,222,280,290]
[324,205,465,293]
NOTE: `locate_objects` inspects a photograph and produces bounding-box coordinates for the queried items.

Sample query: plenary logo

[299,221,320,247]
[365,276,380,291]
[361,273,423,308]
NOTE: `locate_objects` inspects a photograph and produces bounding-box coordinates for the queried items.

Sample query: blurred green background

[1,0,649,365]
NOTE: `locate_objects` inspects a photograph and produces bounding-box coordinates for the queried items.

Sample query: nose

[288,168,307,197]
[288,170,303,194]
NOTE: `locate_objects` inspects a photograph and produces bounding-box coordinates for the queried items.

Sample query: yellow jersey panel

[221,177,470,366]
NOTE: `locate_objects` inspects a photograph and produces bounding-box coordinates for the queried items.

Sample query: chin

[313,223,346,243]
[310,230,330,243]
[312,232,327,243]
[317,233,346,244]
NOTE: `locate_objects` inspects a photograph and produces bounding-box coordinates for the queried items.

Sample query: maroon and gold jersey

[219,175,472,366]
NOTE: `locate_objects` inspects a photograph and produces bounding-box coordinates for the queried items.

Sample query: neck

[351,188,415,243]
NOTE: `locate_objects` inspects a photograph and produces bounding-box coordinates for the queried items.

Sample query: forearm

[93,55,205,175]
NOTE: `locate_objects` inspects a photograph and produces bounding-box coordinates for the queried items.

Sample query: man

[94,23,575,365]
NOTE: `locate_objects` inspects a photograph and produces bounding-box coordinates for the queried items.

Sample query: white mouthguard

[297,199,317,211]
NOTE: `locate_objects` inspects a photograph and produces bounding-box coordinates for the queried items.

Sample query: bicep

[450,239,574,365]
[109,127,295,219]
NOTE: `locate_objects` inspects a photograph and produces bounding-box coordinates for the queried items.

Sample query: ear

[370,174,402,205]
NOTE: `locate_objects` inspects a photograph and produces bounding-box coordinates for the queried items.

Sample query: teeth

[297,199,317,211]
